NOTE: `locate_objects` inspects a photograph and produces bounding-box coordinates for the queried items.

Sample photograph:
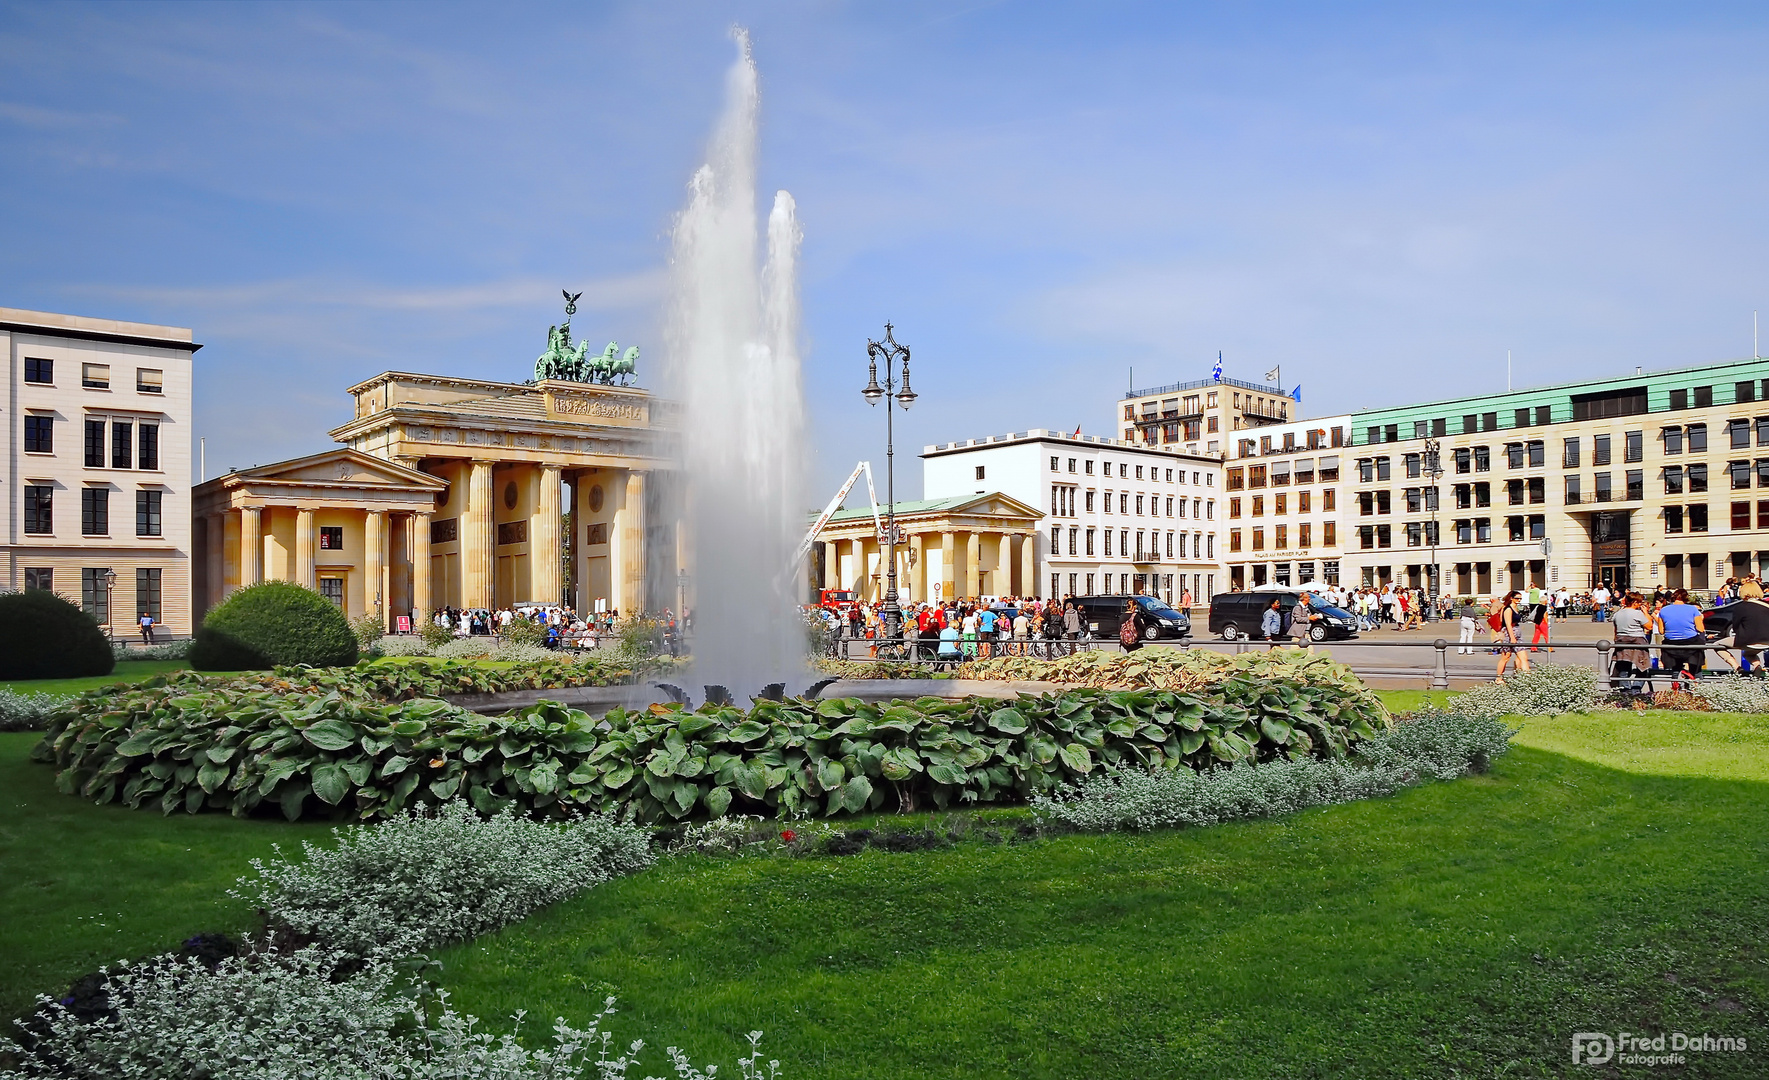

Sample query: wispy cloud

[0,100,122,129]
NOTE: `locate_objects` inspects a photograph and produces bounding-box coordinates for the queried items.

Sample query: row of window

[1235,427,1349,457]
[1228,489,1339,518]
[23,416,162,470]
[1359,379,1767,445]
[19,566,163,623]
[1226,523,1338,552]
[23,358,165,394]
[1224,461,1342,490]
[24,487,164,537]
[1048,526,1216,560]
[1042,456,1210,484]
[1048,486,1214,519]
[1054,570,1214,601]
[1228,561,1343,587]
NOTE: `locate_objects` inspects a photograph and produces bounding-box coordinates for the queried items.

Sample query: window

[111,421,132,469]
[1690,503,1709,532]
[1273,493,1286,515]
[1454,448,1471,474]
[1323,522,1336,546]
[1455,483,1471,510]
[1230,529,1242,553]
[81,568,110,624]
[1758,459,1769,488]
[81,363,110,389]
[81,487,109,535]
[1320,458,1339,481]
[136,368,163,394]
[1251,528,1264,551]
[1663,465,1685,494]
[1165,497,1173,516]
[1733,461,1754,489]
[1759,501,1769,530]
[1323,489,1336,511]
[1085,460,1094,475]
[136,489,162,536]
[1358,525,1374,550]
[974,465,985,480]
[1050,456,1059,471]
[1249,466,1266,488]
[1050,525,1060,552]
[1748,381,1764,404]
[1507,517,1525,542]
[1085,528,1095,556]
[1274,525,1287,548]
[1407,522,1423,547]
[1563,437,1580,468]
[1165,469,1173,482]
[1105,528,1113,556]
[1298,491,1311,513]
[1135,465,1144,480]
[1226,468,1244,490]
[1405,453,1421,478]
[1528,477,1545,504]
[1299,522,1312,547]
[1376,457,1392,481]
[1376,524,1391,548]
[25,415,53,454]
[319,578,345,609]
[1119,463,1128,478]
[1358,492,1373,516]
[24,358,51,384]
[136,568,163,622]
[1252,495,1264,517]
[1625,430,1643,463]
[24,567,52,591]
[1475,518,1491,543]
[1513,408,1530,429]
[1572,386,1647,420]
[1462,414,1478,435]
[1689,424,1708,452]
[24,486,52,534]
[1697,386,1714,407]
[1595,472,1613,502]
[1358,458,1374,483]
[1626,470,1643,501]
[1663,427,1684,454]
[1565,476,1582,504]
[1593,434,1611,466]
[1670,388,1689,409]
[1069,458,1078,473]
[1136,495,1144,515]
[1120,493,1129,514]
[1085,491,1095,512]
[1474,482,1490,507]
[1733,502,1752,530]
[1731,420,1753,450]
[319,526,345,550]
[1427,521,1441,544]
[1665,506,1684,533]
[1425,486,1440,511]
[1456,519,1472,544]
[1506,443,1524,469]
[1377,490,1392,514]
[85,420,105,467]
[1473,446,1490,471]
[1689,463,1709,492]
[1406,488,1423,513]
[1068,527,1078,555]
[1507,479,1524,505]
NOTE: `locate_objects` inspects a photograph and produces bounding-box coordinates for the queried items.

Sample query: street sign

[1541,537,1553,557]
[395,615,411,634]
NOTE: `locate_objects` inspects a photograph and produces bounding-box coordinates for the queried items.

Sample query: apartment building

[922,428,1221,605]
[1118,376,1298,455]
[3,307,197,633]
[1221,414,1352,590]
[1341,357,1769,597]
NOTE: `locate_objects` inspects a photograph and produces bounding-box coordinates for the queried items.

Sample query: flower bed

[35,677,1389,822]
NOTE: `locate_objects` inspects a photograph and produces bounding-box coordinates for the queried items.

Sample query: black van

[1070,595,1192,641]
[1208,591,1360,642]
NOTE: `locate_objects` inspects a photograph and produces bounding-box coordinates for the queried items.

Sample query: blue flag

[1211,352,1223,381]
[1291,384,1302,402]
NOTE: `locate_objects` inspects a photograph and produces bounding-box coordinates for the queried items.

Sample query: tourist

[1591,582,1611,622]
[960,606,980,659]
[1654,589,1707,682]
[1457,601,1478,655]
[978,604,997,658]
[1293,592,1321,644]
[1725,580,1769,672]
[1528,592,1553,652]
[1120,598,1148,652]
[138,611,154,645]
[1063,602,1083,640]
[1610,592,1653,691]
[1261,597,1286,647]
[936,619,961,664]
[1493,591,1530,682]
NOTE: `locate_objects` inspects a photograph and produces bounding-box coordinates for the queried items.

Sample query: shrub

[37,680,1387,822]
[0,590,113,681]
[434,636,494,659]
[1033,707,1515,833]
[349,612,386,650]
[189,582,358,671]
[0,945,769,1080]
[0,688,61,732]
[420,618,456,651]
[500,617,549,648]
[113,638,191,662]
[377,634,431,657]
[1448,663,1600,721]
[232,801,652,958]
[492,641,553,663]
[1690,674,1769,713]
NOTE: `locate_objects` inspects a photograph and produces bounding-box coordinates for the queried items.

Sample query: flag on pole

[1291,385,1302,402]
[1072,425,1082,437]
[1264,366,1280,382]
[1211,353,1223,381]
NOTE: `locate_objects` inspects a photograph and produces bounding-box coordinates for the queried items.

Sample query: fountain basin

[444,679,1069,715]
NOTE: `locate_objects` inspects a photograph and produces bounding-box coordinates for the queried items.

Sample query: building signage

[547,392,647,425]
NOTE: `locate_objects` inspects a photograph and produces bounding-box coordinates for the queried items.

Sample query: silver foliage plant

[377,635,434,657]
[0,687,61,732]
[1,945,778,1080]
[1448,663,1600,722]
[1690,673,1769,713]
[1032,708,1515,833]
[231,801,654,959]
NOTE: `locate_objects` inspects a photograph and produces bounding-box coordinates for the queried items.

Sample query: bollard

[1431,638,1450,691]
[1596,638,1612,691]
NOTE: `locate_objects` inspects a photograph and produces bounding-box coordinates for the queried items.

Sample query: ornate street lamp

[102,567,117,643]
[864,323,915,641]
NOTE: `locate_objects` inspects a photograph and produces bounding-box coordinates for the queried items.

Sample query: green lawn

[2,698,1765,1076]
[1,659,195,697]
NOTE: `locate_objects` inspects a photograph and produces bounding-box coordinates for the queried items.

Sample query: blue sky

[3,2,1767,501]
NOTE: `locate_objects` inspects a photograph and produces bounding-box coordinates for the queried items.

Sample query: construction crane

[791,460,887,576]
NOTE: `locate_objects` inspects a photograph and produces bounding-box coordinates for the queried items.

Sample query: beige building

[814,493,1044,603]
[1119,374,1298,456]
[194,372,677,627]
[3,307,196,634]
[1222,414,1351,591]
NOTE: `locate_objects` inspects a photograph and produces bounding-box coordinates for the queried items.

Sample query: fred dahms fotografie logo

[1573,1030,1748,1067]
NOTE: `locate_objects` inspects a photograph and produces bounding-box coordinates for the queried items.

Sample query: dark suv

[1208,591,1360,642]
[1070,595,1192,641]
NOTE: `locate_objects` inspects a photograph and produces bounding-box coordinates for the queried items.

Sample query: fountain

[658,29,809,699]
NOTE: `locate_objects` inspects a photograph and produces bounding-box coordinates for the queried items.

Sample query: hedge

[0,590,114,681]
[190,582,358,671]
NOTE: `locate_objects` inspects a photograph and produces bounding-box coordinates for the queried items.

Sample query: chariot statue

[534,290,639,386]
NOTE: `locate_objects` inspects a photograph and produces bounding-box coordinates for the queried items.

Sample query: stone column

[533,463,563,607]
[206,513,226,611]
[908,533,925,603]
[849,537,866,596]
[1020,532,1037,599]
[411,511,432,619]
[294,508,316,589]
[940,530,955,602]
[966,532,982,598]
[823,541,838,590]
[239,507,263,587]
[998,533,1014,596]
[365,510,386,628]
[464,460,495,609]
[615,469,646,615]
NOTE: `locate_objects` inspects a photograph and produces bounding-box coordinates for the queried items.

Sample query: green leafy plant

[189,582,358,671]
[349,612,386,650]
[0,590,114,680]
[419,619,456,651]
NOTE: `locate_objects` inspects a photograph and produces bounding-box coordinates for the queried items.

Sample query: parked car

[1208,590,1360,642]
[1070,595,1192,641]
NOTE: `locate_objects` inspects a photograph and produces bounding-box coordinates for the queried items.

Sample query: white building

[1221,414,1352,591]
[3,307,197,634]
[921,428,1221,606]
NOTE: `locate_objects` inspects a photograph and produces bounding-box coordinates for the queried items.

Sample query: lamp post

[1423,438,1443,618]
[863,323,916,641]
[102,567,117,643]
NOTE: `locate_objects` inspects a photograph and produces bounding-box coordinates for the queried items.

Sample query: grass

[0,659,194,697]
[1,690,1764,1076]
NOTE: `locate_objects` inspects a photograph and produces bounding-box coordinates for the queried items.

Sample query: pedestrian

[1121,598,1147,652]
[1529,593,1553,652]
[1457,601,1477,655]
[1611,591,1653,691]
[1063,602,1083,640]
[1493,591,1531,682]
[138,611,154,645]
[1591,582,1612,622]
[1654,589,1707,683]
[1293,592,1321,645]
[1261,598,1286,647]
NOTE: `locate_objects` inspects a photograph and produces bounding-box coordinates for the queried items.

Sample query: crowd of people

[814,595,1164,661]
[423,605,691,652]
